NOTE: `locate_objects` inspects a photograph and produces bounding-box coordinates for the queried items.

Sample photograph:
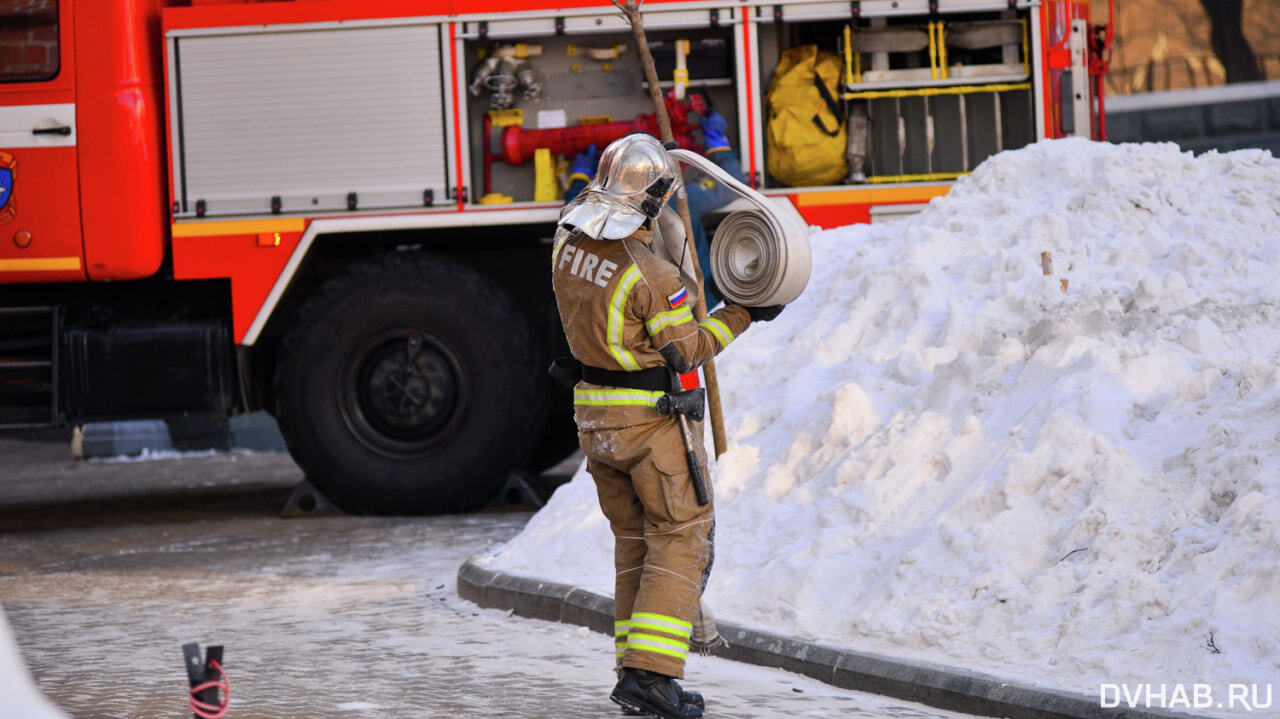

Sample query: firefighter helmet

[559,133,680,240]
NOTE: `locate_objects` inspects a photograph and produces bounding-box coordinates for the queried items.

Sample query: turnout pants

[580,417,714,679]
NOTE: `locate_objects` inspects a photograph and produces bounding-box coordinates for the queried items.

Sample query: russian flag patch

[667,287,688,308]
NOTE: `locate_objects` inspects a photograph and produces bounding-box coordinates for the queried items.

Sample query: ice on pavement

[90,448,221,463]
[482,139,1280,699]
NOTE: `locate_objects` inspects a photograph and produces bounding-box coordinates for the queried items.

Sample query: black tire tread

[274,252,547,514]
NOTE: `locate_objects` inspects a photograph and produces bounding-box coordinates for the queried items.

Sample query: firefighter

[551,133,783,719]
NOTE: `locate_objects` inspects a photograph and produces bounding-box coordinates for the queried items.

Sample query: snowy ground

[0,455,968,719]
[482,139,1280,714]
[2,438,976,718]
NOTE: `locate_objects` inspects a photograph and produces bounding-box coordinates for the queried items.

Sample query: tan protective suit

[552,225,750,679]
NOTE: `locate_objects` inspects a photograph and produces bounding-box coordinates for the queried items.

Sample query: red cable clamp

[183,643,229,719]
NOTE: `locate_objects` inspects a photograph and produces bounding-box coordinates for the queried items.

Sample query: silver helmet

[559,133,680,240]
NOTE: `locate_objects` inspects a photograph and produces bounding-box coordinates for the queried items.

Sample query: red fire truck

[0,0,1108,513]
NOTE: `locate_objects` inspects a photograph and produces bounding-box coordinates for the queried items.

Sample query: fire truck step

[0,306,60,428]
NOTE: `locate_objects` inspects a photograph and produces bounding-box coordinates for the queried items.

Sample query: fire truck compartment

[62,322,234,423]
[756,6,1038,186]
[168,22,449,218]
[465,24,739,205]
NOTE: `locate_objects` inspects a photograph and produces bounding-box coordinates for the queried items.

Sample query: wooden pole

[612,0,728,457]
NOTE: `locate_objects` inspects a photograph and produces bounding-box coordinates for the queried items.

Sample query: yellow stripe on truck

[171,218,306,238]
[0,256,81,272]
[791,185,951,208]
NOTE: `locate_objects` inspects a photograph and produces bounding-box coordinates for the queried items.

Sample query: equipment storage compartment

[756,1,1037,188]
[169,21,450,218]
[462,14,739,206]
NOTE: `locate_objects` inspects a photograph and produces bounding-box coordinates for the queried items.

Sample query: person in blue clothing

[564,109,745,308]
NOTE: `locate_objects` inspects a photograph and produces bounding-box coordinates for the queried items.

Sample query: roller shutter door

[173,23,447,217]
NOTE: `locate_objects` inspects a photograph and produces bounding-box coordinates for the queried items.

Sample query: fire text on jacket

[558,244,618,288]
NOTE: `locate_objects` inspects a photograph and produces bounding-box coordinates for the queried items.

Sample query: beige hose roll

[710,208,810,306]
[669,149,811,307]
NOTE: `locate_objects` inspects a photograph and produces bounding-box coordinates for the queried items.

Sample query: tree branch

[614,0,728,456]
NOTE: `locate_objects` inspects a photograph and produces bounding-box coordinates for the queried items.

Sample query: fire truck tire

[274,253,547,514]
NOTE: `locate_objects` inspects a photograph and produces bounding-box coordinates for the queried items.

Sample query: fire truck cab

[0,0,1107,513]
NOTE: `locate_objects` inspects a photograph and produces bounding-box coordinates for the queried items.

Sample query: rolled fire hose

[668,149,811,307]
[654,206,702,308]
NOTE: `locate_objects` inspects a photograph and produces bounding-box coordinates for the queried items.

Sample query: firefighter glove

[570,144,598,183]
[701,111,730,153]
[746,304,785,323]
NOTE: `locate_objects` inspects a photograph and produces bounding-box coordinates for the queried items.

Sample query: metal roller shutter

[173,23,447,217]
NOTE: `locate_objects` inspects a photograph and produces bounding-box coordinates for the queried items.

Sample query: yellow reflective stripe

[631,612,691,629]
[627,633,689,659]
[645,305,694,335]
[608,265,642,370]
[573,388,663,407]
[616,619,630,656]
[699,317,734,348]
[552,236,569,265]
[630,612,692,638]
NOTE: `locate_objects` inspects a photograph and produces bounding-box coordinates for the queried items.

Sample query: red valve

[499,98,701,165]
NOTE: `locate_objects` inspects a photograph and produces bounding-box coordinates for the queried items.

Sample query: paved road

[0,439,970,719]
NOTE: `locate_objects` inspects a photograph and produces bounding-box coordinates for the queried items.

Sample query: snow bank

[483,139,1280,703]
[1,604,69,719]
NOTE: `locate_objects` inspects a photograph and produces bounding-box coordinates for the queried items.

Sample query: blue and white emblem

[0,168,12,207]
[0,150,15,224]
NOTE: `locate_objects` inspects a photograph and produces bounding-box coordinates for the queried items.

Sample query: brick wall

[0,1,60,82]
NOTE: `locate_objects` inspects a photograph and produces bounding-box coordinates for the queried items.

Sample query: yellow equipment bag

[766,45,848,187]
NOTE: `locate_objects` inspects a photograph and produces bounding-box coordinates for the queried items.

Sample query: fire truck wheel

[274,253,548,514]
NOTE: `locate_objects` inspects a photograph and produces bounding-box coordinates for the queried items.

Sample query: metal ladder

[0,306,60,427]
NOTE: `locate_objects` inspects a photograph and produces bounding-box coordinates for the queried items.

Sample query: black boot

[622,680,711,711]
[611,668,704,718]
[671,680,705,711]
[620,678,704,715]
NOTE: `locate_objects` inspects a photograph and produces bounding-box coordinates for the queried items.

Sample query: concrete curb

[457,559,1207,719]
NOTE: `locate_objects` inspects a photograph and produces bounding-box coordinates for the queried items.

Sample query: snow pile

[0,605,69,719]
[483,139,1280,697]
